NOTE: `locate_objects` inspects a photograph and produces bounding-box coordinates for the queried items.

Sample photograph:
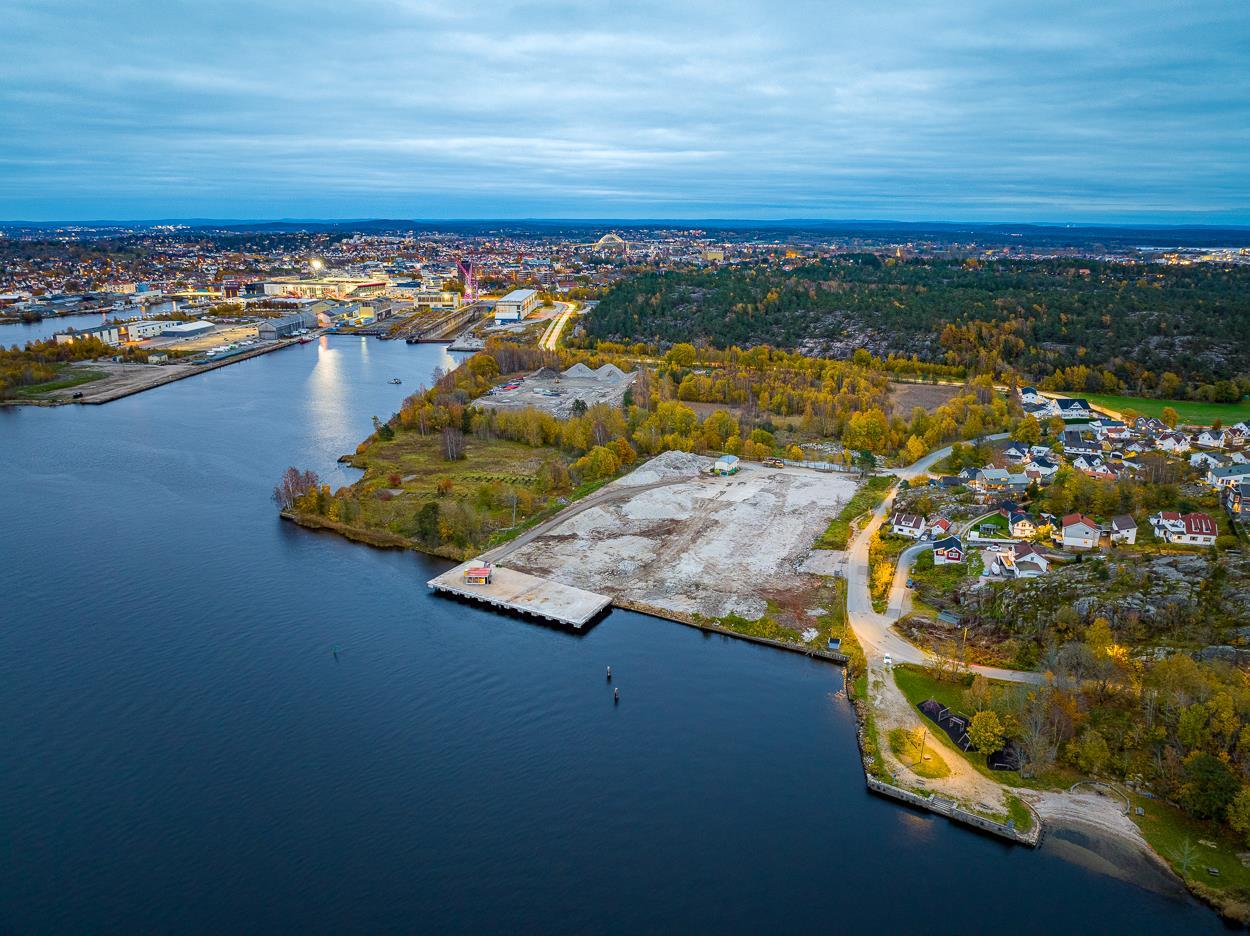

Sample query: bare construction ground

[503,451,860,621]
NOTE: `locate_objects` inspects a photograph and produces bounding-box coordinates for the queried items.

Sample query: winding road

[845,433,1045,684]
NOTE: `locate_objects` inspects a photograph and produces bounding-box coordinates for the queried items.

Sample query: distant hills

[3,218,1250,248]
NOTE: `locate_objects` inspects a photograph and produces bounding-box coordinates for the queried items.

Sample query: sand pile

[618,450,711,486]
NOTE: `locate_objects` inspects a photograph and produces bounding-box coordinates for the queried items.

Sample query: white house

[1172,512,1218,546]
[1018,386,1046,406]
[1190,451,1227,470]
[1156,432,1190,453]
[1009,512,1036,538]
[1055,398,1092,420]
[1150,511,1218,546]
[1061,514,1101,550]
[1196,429,1227,449]
[1109,515,1138,545]
[889,512,925,539]
[993,542,1050,578]
[1208,464,1250,489]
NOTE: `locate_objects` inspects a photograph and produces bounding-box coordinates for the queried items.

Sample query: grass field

[1083,393,1250,426]
[11,366,105,398]
[888,727,951,778]
[814,474,894,549]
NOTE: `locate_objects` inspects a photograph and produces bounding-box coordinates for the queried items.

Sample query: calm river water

[0,337,1226,932]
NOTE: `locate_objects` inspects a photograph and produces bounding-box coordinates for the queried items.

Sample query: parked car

[883,654,893,668]
[71,391,84,399]
[762,457,784,468]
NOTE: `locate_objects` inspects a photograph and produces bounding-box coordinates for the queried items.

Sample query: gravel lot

[505,451,859,620]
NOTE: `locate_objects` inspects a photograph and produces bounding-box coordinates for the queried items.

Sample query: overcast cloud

[1,0,1248,222]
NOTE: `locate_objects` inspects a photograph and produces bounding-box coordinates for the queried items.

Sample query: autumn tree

[968,710,1005,754]
[272,467,320,511]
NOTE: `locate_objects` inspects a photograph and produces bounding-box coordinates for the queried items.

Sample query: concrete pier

[427,562,611,628]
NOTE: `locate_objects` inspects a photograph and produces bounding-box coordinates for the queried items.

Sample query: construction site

[471,451,858,622]
[475,362,636,418]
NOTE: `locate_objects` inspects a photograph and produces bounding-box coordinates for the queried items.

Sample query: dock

[427,562,611,628]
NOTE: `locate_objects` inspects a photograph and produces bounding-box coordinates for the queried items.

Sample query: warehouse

[160,320,215,339]
[259,309,318,339]
[493,288,539,323]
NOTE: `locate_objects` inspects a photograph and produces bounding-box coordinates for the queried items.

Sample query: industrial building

[494,288,539,323]
[54,323,126,346]
[260,277,387,300]
[159,320,215,339]
[258,309,318,339]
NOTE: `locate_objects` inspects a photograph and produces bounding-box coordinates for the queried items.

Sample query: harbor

[427,561,611,628]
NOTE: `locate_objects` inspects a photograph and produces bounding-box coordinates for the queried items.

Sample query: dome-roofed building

[592,232,628,255]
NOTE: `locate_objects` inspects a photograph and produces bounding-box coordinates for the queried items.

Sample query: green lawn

[888,727,951,778]
[814,475,894,549]
[1130,792,1250,898]
[892,664,1074,791]
[1083,392,1250,427]
[11,366,105,398]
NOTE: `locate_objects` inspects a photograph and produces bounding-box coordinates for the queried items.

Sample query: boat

[298,336,314,344]
[389,378,402,385]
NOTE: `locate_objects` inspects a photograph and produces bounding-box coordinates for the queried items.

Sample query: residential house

[1151,511,1218,546]
[1061,513,1101,550]
[992,542,1051,578]
[1191,451,1228,471]
[1062,431,1101,457]
[1156,432,1190,453]
[1055,398,1093,420]
[933,535,965,565]
[928,516,953,539]
[1009,512,1036,538]
[1018,386,1046,406]
[1223,482,1249,522]
[1208,464,1250,489]
[1005,472,1032,493]
[1196,429,1227,449]
[1109,515,1138,545]
[973,468,1010,493]
[1003,442,1031,464]
[889,512,925,539]
[1135,416,1166,435]
[1071,453,1105,473]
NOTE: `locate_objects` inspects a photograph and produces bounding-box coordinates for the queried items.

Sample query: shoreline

[3,335,307,407]
[281,466,1243,926]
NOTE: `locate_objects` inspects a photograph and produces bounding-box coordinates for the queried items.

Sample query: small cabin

[714,454,740,476]
[463,565,493,586]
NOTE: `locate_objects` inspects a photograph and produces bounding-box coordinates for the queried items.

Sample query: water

[1,311,116,346]
[0,337,1225,933]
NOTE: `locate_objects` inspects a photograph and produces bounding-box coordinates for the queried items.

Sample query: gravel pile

[619,450,712,485]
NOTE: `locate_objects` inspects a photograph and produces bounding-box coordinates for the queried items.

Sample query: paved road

[539,302,577,352]
[845,434,1045,685]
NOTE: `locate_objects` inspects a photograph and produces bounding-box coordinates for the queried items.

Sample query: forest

[587,256,1250,401]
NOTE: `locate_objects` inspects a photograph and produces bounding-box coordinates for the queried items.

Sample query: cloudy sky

[2,0,1248,222]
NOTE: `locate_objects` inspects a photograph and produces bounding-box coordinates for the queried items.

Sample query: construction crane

[455,257,477,302]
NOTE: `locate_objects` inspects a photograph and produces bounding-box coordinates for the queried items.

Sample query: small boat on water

[298,336,314,344]
[388,378,402,385]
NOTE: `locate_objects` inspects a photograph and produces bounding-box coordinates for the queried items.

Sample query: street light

[310,258,324,274]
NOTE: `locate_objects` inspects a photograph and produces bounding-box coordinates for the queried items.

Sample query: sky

[1,0,1248,224]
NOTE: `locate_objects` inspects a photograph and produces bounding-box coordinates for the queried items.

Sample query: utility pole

[917,727,927,766]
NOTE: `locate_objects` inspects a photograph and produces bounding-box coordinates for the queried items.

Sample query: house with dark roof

[1223,482,1249,522]
[1055,398,1092,420]
[933,535,965,565]
[1109,515,1137,545]
[889,512,925,539]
